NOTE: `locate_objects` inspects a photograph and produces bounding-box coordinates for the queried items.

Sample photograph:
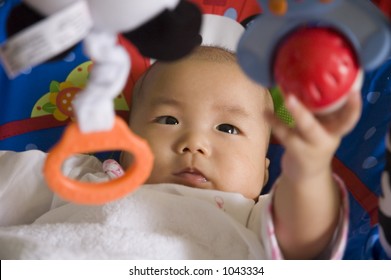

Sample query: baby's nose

[176,132,211,156]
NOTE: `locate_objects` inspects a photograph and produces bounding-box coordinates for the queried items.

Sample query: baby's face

[125,58,271,199]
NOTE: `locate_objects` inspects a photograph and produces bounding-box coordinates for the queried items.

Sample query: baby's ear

[263,158,270,187]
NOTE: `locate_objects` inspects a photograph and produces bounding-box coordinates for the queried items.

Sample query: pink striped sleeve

[260,174,349,260]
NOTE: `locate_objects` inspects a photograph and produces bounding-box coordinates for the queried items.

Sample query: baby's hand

[266,90,362,182]
[268,91,361,259]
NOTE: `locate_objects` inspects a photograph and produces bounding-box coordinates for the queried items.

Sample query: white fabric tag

[0,0,93,78]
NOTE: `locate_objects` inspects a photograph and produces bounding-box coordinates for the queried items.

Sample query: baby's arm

[265,91,362,259]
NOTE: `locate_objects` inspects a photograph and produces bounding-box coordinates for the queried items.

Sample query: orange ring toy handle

[43,116,154,205]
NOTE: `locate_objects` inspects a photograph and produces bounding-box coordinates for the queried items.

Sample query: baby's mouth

[174,168,208,184]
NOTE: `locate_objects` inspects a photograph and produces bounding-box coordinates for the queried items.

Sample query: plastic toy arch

[44,116,154,205]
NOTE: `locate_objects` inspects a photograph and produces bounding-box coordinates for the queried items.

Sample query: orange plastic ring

[43,116,154,205]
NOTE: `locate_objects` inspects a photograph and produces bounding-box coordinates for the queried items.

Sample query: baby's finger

[284,94,325,143]
[264,109,297,147]
[320,90,362,136]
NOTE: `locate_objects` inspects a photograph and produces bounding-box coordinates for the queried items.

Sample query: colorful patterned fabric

[0,0,151,160]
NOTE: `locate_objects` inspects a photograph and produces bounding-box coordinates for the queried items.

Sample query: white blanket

[0,184,265,259]
[0,150,348,260]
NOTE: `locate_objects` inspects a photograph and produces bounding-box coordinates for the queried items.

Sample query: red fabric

[332,157,379,225]
[372,0,391,18]
[117,35,151,107]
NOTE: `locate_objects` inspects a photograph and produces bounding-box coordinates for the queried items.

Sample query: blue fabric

[363,227,389,260]
[340,59,391,259]
[0,0,91,152]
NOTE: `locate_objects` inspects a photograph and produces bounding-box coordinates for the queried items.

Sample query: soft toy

[0,0,202,204]
[237,0,391,113]
[2,1,201,131]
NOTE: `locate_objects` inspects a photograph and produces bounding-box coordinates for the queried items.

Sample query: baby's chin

[148,176,211,190]
[145,174,262,200]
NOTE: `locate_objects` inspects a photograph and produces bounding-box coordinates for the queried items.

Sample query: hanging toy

[273,26,362,114]
[237,0,391,113]
[0,0,202,204]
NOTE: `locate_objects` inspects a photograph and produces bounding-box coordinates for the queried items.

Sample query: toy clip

[44,116,154,205]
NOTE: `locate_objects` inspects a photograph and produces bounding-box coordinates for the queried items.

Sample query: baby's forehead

[149,65,271,108]
[134,48,273,111]
[186,45,237,63]
[149,46,237,74]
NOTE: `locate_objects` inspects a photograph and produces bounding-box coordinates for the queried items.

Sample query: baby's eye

[155,116,179,125]
[216,123,239,135]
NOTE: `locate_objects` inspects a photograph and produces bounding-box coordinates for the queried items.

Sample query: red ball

[273,27,361,114]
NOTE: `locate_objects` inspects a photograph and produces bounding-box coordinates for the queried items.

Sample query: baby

[0,46,361,260]
[120,45,362,259]
[122,46,273,200]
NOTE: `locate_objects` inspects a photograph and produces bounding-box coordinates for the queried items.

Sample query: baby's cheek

[226,160,263,198]
[146,157,170,183]
[246,161,266,197]
[246,177,264,199]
